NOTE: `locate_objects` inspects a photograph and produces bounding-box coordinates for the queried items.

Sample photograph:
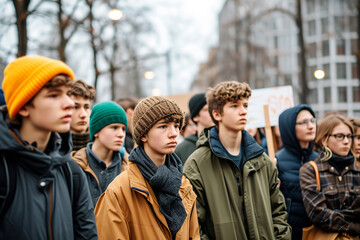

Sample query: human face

[182,119,197,138]
[295,110,316,149]
[325,123,352,157]
[19,85,74,133]
[353,128,360,159]
[70,96,91,134]
[194,104,214,129]
[94,123,126,152]
[214,98,248,132]
[141,120,180,163]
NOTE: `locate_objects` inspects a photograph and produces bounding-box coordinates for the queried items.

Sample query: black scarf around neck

[328,153,354,175]
[129,146,187,238]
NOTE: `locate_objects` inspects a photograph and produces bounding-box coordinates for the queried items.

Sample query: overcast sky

[149,0,225,96]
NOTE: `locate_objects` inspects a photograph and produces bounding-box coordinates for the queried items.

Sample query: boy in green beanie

[71,100,128,206]
[95,96,200,240]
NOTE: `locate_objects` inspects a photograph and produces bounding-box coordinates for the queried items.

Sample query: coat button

[40,182,46,187]
[330,167,334,170]
[345,166,349,170]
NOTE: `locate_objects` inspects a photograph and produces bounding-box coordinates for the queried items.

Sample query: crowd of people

[0,55,360,240]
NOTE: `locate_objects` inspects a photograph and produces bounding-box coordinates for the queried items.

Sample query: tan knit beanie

[132,96,184,145]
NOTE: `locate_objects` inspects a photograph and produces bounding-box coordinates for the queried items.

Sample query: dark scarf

[72,132,90,151]
[129,146,186,238]
[328,153,354,175]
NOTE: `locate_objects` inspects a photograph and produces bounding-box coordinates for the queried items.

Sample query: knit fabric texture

[2,56,75,118]
[132,96,184,146]
[188,93,206,121]
[89,101,128,141]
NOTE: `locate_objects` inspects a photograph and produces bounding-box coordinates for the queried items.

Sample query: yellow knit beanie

[2,56,75,118]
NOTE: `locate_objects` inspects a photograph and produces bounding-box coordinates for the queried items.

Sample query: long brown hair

[315,115,354,161]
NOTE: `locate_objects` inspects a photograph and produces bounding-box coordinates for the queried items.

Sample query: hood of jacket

[0,106,73,177]
[278,104,315,159]
[197,126,264,167]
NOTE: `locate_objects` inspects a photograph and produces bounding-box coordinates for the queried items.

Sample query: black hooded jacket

[0,107,97,240]
[275,104,318,239]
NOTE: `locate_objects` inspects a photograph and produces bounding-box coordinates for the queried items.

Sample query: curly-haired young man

[183,81,291,239]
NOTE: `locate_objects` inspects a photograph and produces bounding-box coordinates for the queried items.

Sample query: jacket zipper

[49,183,54,240]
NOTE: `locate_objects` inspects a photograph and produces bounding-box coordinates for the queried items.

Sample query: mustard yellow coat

[94,161,200,240]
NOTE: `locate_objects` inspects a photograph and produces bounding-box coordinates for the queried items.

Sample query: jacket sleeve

[183,158,210,240]
[299,163,360,235]
[94,188,130,240]
[265,154,292,240]
[70,162,98,240]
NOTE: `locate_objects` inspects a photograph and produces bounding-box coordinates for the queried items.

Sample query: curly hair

[67,79,96,100]
[315,114,354,161]
[206,81,251,128]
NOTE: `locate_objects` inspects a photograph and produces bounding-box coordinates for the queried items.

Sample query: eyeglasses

[295,118,316,125]
[327,133,354,141]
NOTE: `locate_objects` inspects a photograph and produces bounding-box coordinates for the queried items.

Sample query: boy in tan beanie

[0,56,97,239]
[95,96,200,240]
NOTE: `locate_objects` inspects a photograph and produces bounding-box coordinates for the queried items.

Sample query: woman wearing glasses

[276,104,318,240]
[349,118,360,161]
[300,115,360,238]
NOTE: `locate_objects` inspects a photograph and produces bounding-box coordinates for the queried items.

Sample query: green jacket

[183,127,291,240]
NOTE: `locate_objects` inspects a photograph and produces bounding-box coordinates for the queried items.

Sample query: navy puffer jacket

[276,104,318,240]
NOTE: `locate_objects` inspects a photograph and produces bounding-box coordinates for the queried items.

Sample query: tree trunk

[56,0,67,62]
[12,0,31,57]
[296,0,309,104]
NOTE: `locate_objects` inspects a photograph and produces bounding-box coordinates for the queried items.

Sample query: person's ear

[141,135,148,143]
[94,132,99,139]
[126,108,134,118]
[212,110,222,122]
[192,114,200,123]
[18,105,30,118]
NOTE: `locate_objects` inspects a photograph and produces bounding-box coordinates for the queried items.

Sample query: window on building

[334,0,346,13]
[308,20,316,36]
[323,63,330,79]
[338,87,347,102]
[351,39,358,54]
[309,65,317,80]
[352,63,358,79]
[322,40,330,57]
[309,88,318,104]
[336,39,346,55]
[320,0,329,12]
[308,42,316,58]
[324,87,332,103]
[336,63,346,79]
[307,0,315,14]
[321,18,329,34]
[284,74,292,85]
[354,86,360,102]
[350,16,358,32]
[334,16,345,34]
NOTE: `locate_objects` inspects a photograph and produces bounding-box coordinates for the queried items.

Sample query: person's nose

[64,95,74,110]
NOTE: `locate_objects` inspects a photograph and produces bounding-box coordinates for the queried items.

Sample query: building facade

[215,0,360,118]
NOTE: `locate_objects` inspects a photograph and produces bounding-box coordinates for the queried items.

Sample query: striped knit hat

[89,101,128,141]
[2,56,75,118]
[132,96,184,145]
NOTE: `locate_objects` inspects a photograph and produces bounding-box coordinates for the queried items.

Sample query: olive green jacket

[183,128,291,240]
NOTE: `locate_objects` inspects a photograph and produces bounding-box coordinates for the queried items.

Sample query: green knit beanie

[89,101,128,141]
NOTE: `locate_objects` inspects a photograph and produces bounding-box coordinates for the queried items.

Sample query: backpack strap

[0,154,17,218]
[308,160,321,192]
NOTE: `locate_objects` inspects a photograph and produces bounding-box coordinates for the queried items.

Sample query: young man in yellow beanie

[95,96,200,240]
[71,101,128,206]
[0,56,97,239]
